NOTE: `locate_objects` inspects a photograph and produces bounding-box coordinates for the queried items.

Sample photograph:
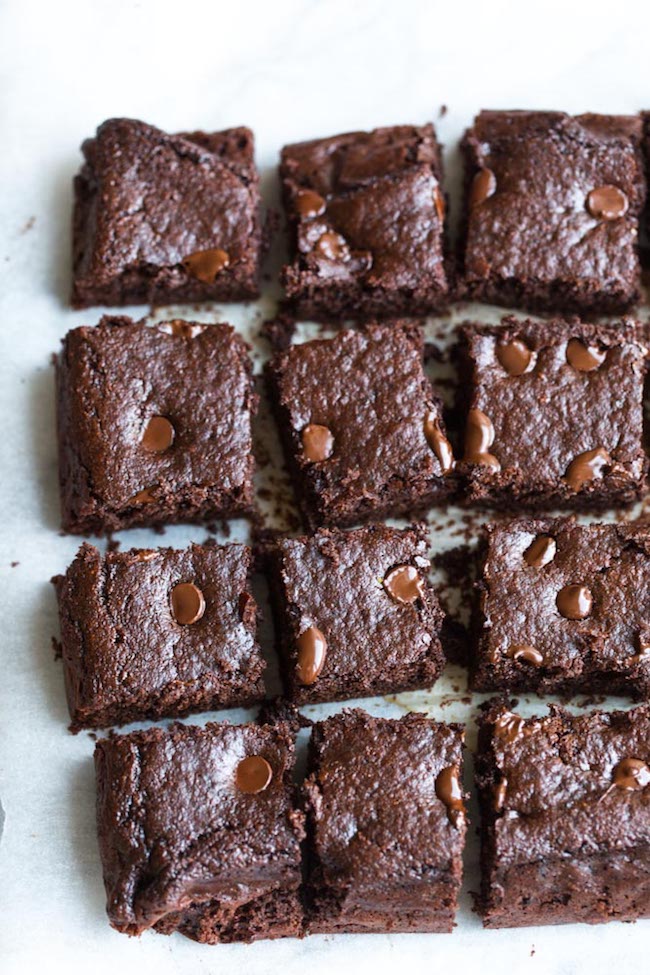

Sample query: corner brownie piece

[56,316,257,534]
[303,709,466,934]
[460,111,645,313]
[470,518,650,697]
[95,721,305,942]
[475,700,650,928]
[72,118,262,307]
[268,524,445,704]
[457,317,648,510]
[53,542,265,730]
[266,323,456,528]
[280,124,449,319]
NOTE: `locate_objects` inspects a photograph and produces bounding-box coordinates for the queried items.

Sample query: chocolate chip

[296,626,327,685]
[506,644,544,666]
[587,185,629,221]
[556,584,592,620]
[182,248,230,282]
[433,184,446,222]
[464,408,501,470]
[564,447,610,491]
[158,320,206,339]
[383,565,425,605]
[296,189,326,218]
[127,487,157,506]
[612,758,650,790]
[524,535,556,568]
[134,550,159,562]
[494,776,508,812]
[423,413,455,473]
[566,339,607,372]
[171,582,206,625]
[470,168,497,208]
[141,416,175,453]
[315,231,349,261]
[301,423,334,463]
[435,765,465,828]
[235,755,273,794]
[496,338,533,376]
[494,711,527,743]
[628,633,650,666]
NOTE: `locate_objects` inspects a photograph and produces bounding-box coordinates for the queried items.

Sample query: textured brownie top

[304,710,466,906]
[462,111,645,307]
[95,722,304,935]
[273,524,444,702]
[477,701,650,869]
[55,542,264,727]
[473,519,650,696]
[72,118,261,305]
[57,317,257,533]
[281,124,448,310]
[459,317,648,506]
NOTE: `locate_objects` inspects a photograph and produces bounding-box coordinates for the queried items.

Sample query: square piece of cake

[72,118,263,307]
[460,111,645,313]
[303,709,466,933]
[280,124,449,319]
[54,541,265,730]
[475,700,650,927]
[56,316,257,534]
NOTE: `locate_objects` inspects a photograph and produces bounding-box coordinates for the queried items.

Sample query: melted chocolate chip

[435,765,465,828]
[182,247,230,282]
[496,338,533,376]
[383,565,425,605]
[587,185,629,221]
[158,320,206,339]
[134,550,159,562]
[295,189,326,218]
[127,487,157,506]
[506,644,544,666]
[301,424,334,463]
[423,413,455,473]
[556,584,593,620]
[612,757,650,791]
[564,447,610,491]
[494,711,527,744]
[171,582,206,625]
[470,168,497,208]
[566,339,607,372]
[315,232,349,261]
[628,633,650,666]
[141,416,175,453]
[464,408,501,470]
[235,755,273,794]
[494,776,508,812]
[296,626,327,685]
[524,535,556,568]
[433,184,446,222]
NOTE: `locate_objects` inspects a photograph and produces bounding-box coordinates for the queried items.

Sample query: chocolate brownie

[72,118,262,307]
[266,323,456,528]
[303,709,466,933]
[56,316,257,534]
[268,524,445,704]
[280,124,449,319]
[475,700,650,928]
[641,111,650,267]
[470,518,650,698]
[95,721,305,942]
[457,317,648,510]
[53,541,265,730]
[459,111,645,313]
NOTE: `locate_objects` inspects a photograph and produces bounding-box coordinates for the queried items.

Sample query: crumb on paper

[20,216,36,234]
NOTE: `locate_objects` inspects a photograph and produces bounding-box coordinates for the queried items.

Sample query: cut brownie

[268,524,445,704]
[53,542,265,730]
[460,111,645,313]
[72,118,262,307]
[56,316,257,534]
[470,518,650,698]
[266,322,456,528]
[280,124,449,319]
[303,709,466,934]
[457,317,648,510]
[95,721,305,942]
[475,700,650,928]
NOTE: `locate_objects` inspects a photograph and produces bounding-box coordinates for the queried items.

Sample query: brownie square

[268,524,445,704]
[95,721,305,942]
[72,118,262,307]
[53,541,265,730]
[303,709,466,934]
[470,518,650,698]
[457,317,648,510]
[280,124,449,319]
[266,323,456,528]
[475,700,650,928]
[56,316,257,534]
[460,111,645,313]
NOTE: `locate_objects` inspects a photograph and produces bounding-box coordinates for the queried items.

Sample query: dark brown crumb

[261,309,296,350]
[52,637,62,660]
[106,535,120,553]
[257,697,311,731]
[10,561,19,567]
[20,215,35,234]
[438,105,448,118]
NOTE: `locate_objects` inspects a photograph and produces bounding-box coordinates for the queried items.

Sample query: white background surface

[1,1,650,973]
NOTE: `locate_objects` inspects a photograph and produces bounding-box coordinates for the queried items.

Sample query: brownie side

[303,709,466,934]
[475,701,650,928]
[459,111,645,314]
[71,118,262,307]
[641,111,650,267]
[280,124,449,319]
[54,542,266,731]
[94,721,305,942]
[456,317,648,511]
[268,524,445,704]
[56,317,257,534]
[265,322,456,529]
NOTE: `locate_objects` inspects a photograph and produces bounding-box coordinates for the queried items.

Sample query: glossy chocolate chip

[506,644,544,666]
[524,535,556,568]
[182,247,230,282]
[295,189,326,218]
[564,447,610,491]
[464,408,501,470]
[171,582,206,625]
[470,168,497,208]
[315,231,349,261]
[556,584,593,620]
[433,184,446,222]
[435,765,465,827]
[134,550,159,562]
[612,758,650,791]
[587,185,629,221]
[566,339,607,372]
[384,565,425,604]
[141,416,175,453]
[301,424,334,463]
[494,711,527,743]
[235,755,273,794]
[423,413,454,473]
[127,487,157,506]
[296,626,327,685]
[494,776,508,812]
[158,320,206,339]
[496,338,533,376]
